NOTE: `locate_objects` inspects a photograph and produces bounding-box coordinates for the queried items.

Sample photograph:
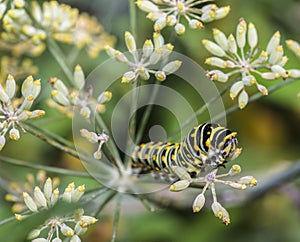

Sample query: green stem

[0,216,16,226]
[213,78,297,122]
[111,194,123,242]
[124,80,140,168]
[246,159,300,202]
[95,190,117,217]
[129,0,137,39]
[67,46,82,66]
[96,115,125,174]
[46,37,74,85]
[24,122,76,151]
[135,80,160,145]
[0,155,90,177]
[23,122,80,159]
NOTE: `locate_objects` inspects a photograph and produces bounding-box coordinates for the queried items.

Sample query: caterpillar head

[206,129,242,168]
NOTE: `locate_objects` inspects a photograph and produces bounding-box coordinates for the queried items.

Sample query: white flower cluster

[170,165,257,225]
[80,129,109,159]
[2,1,78,44]
[105,31,182,83]
[203,18,300,109]
[1,1,115,58]
[13,177,97,242]
[0,74,45,150]
[49,65,112,119]
[0,0,25,19]
[136,0,230,35]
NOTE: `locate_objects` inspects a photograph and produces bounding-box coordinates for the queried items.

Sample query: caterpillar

[131,123,241,180]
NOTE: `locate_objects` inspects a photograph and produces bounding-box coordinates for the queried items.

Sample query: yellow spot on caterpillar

[205,140,210,147]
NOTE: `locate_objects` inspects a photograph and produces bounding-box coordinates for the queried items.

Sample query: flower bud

[34,186,47,208]
[288,69,300,78]
[155,71,166,81]
[51,188,59,205]
[72,185,85,202]
[212,28,229,51]
[189,19,204,30]
[81,215,98,224]
[0,135,6,151]
[236,18,247,49]
[207,70,229,83]
[166,15,176,26]
[228,182,247,190]
[51,90,70,106]
[0,84,10,103]
[238,176,257,186]
[122,71,136,83]
[27,229,41,240]
[153,32,164,49]
[248,22,258,48]
[138,67,150,80]
[60,224,74,237]
[136,0,159,12]
[229,81,244,99]
[211,201,230,225]
[50,77,69,96]
[205,57,227,68]
[175,23,185,35]
[125,31,136,53]
[229,164,241,176]
[202,39,226,57]
[32,79,41,98]
[9,128,20,141]
[162,60,182,74]
[44,177,52,200]
[80,106,91,119]
[215,6,230,20]
[242,75,256,86]
[63,186,72,203]
[228,34,237,54]
[286,39,300,57]
[192,193,205,212]
[266,31,281,54]
[23,192,38,212]
[154,18,166,32]
[269,45,283,65]
[6,74,16,99]
[74,65,85,89]
[149,48,163,65]
[261,72,277,80]
[238,90,248,109]
[257,84,268,95]
[169,180,190,192]
[142,39,153,58]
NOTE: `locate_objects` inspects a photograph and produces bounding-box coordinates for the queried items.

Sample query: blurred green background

[1,0,300,241]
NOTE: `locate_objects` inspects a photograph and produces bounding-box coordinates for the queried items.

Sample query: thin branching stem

[111,194,123,242]
[95,190,117,217]
[0,155,91,177]
[124,80,140,168]
[95,115,125,174]
[135,80,160,145]
[247,159,300,202]
[129,0,137,39]
[213,77,297,122]
[22,123,80,159]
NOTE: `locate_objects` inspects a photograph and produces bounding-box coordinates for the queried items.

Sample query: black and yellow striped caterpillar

[131,123,241,180]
